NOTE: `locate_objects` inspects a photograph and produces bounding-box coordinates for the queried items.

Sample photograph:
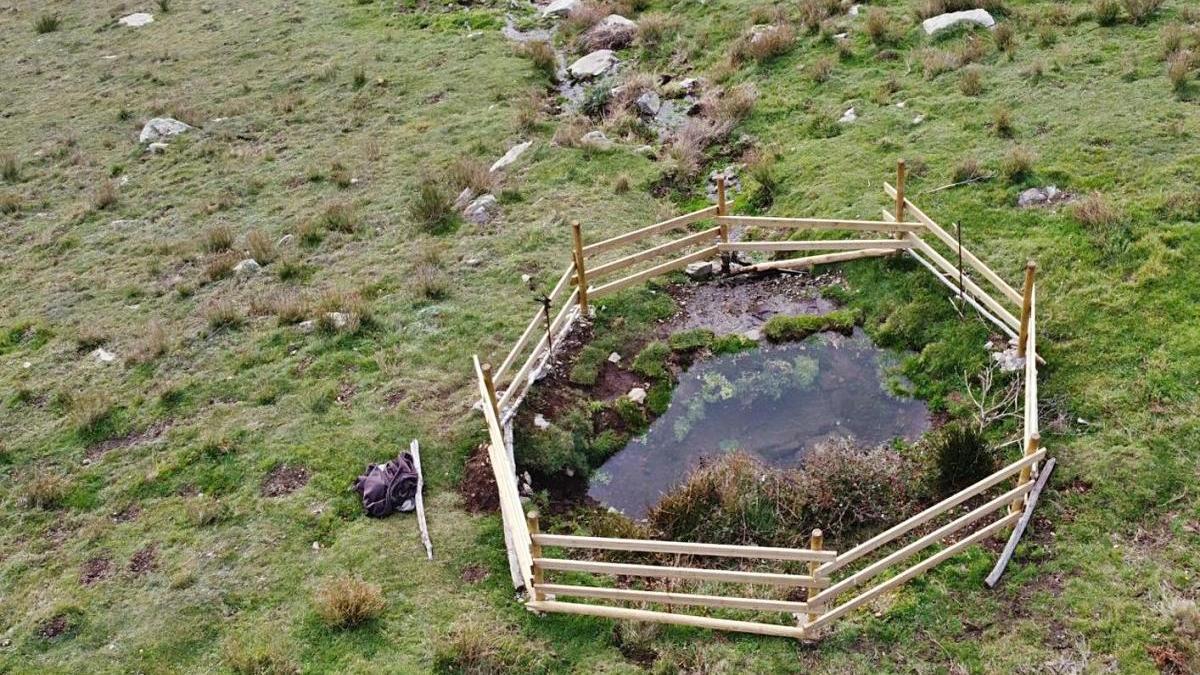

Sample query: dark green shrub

[410,178,459,234]
[931,423,995,495]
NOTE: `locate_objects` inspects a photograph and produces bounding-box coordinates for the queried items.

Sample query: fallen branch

[410,439,433,560]
[921,174,994,195]
[985,457,1056,588]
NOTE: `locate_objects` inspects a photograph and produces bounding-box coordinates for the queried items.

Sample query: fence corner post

[571,221,589,314]
[481,363,501,418]
[806,528,824,624]
[526,510,544,601]
[1018,260,1037,354]
[1011,432,1041,515]
[894,159,907,224]
[717,176,730,273]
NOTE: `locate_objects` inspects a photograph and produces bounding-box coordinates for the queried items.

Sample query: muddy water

[587,329,930,518]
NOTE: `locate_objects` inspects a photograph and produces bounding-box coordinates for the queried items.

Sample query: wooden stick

[481,363,501,419]
[737,248,896,274]
[719,239,911,253]
[817,449,1045,574]
[582,206,719,256]
[532,534,835,562]
[806,529,824,623]
[806,512,1020,631]
[901,229,1021,330]
[589,246,718,298]
[410,439,433,560]
[527,511,544,600]
[537,583,812,614]
[717,176,730,273]
[587,227,720,280]
[883,182,1023,306]
[907,249,1016,339]
[527,600,805,639]
[895,159,907,225]
[571,221,589,314]
[1018,262,1036,355]
[987,457,1056,588]
[1012,433,1041,516]
[715,215,923,233]
[534,557,829,588]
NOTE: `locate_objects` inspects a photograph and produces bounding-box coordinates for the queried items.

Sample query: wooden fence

[471,162,1045,639]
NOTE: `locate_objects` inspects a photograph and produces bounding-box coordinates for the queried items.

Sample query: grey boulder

[139,117,193,144]
[921,9,995,36]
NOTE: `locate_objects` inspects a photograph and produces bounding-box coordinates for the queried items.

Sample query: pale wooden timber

[811,481,1034,606]
[588,227,721,279]
[527,600,805,638]
[718,239,911,253]
[715,215,923,233]
[1012,434,1041,515]
[884,182,1023,306]
[737,248,896,274]
[472,356,534,589]
[907,248,1016,339]
[534,558,829,588]
[806,529,824,623]
[901,229,1020,329]
[1018,262,1037,354]
[818,449,1046,574]
[497,290,578,411]
[987,457,1056,588]
[527,511,544,600]
[532,534,836,562]
[410,439,433,560]
[589,247,719,298]
[548,262,576,305]
[895,159,907,225]
[582,206,719,256]
[806,512,1021,631]
[536,584,812,614]
[571,221,589,313]
[494,305,548,384]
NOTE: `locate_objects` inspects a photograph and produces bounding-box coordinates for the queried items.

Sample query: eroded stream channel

[588,329,931,518]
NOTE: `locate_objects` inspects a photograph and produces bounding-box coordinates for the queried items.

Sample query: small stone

[541,0,579,17]
[312,541,320,550]
[138,117,193,144]
[462,257,482,267]
[568,50,619,80]
[581,130,613,149]
[277,234,294,247]
[582,14,638,50]
[463,194,499,225]
[633,144,656,158]
[685,261,714,280]
[838,107,858,124]
[635,91,662,117]
[146,142,169,154]
[453,187,476,211]
[233,259,261,275]
[921,9,996,36]
[327,312,349,329]
[490,141,533,172]
[743,328,762,341]
[298,320,315,333]
[608,352,621,364]
[627,387,647,404]
[521,273,533,287]
[534,414,551,430]
[848,4,861,16]
[118,12,154,27]
[92,348,116,363]
[911,114,925,125]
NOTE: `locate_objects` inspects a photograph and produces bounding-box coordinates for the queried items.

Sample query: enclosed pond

[587,329,931,518]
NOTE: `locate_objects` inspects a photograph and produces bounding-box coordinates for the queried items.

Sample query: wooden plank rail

[582,207,719,256]
[527,600,805,638]
[494,262,576,384]
[806,511,1021,631]
[534,558,829,588]
[810,481,1033,605]
[497,289,578,412]
[587,227,721,279]
[1024,286,1038,444]
[901,228,1020,330]
[532,534,836,563]
[715,215,924,233]
[589,246,719,298]
[738,248,896,274]
[883,182,1023,306]
[818,449,1046,575]
[537,584,812,614]
[719,239,911,253]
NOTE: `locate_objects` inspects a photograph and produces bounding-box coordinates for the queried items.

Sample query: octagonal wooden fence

[471,163,1045,639]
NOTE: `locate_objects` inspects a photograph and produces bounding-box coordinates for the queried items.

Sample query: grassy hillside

[1,0,1198,672]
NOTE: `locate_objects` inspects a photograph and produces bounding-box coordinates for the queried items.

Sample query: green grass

[2,0,1199,671]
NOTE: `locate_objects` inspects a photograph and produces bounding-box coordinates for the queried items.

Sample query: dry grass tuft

[269,291,310,325]
[34,13,61,34]
[865,8,901,47]
[993,22,1016,53]
[799,0,840,32]
[959,66,984,95]
[1093,0,1121,26]
[808,56,834,83]
[637,13,678,51]
[69,390,114,438]
[992,105,1015,137]
[1123,0,1165,25]
[205,299,244,331]
[129,320,170,364]
[1000,145,1037,181]
[24,471,70,509]
[246,230,277,264]
[314,576,386,628]
[1167,50,1194,93]
[410,177,458,234]
[315,289,371,334]
[446,157,495,195]
[319,201,356,233]
[0,193,21,214]
[952,157,987,183]
[222,635,298,675]
[733,23,796,64]
[1071,192,1123,229]
[921,49,957,79]
[1,153,19,183]
[92,180,119,211]
[431,620,545,674]
[518,41,557,80]
[204,252,240,282]
[613,173,632,194]
[203,224,235,253]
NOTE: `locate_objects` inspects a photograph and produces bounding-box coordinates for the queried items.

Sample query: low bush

[762,309,857,342]
[930,423,995,495]
[314,576,385,628]
[519,41,557,80]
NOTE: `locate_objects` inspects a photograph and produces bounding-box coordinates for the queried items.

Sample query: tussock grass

[69,390,115,439]
[959,66,983,96]
[1167,50,1193,93]
[432,620,550,674]
[952,156,987,182]
[637,13,678,51]
[222,635,298,675]
[732,23,795,65]
[34,14,61,34]
[518,41,557,80]
[129,320,170,364]
[991,105,1015,137]
[203,225,235,253]
[314,576,385,628]
[245,230,277,264]
[993,23,1015,54]
[1123,0,1165,25]
[92,180,119,211]
[319,201,356,233]
[1,153,19,183]
[1093,0,1121,26]
[446,157,494,195]
[23,471,70,509]
[864,8,902,47]
[204,252,239,282]
[808,56,834,83]
[205,299,244,331]
[0,192,20,214]
[1000,145,1036,181]
[410,178,458,234]
[315,289,371,334]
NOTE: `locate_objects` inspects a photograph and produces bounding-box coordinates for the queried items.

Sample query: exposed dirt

[110,504,141,523]
[38,614,69,640]
[384,388,407,409]
[460,444,499,513]
[1148,644,1192,674]
[128,544,158,576]
[460,564,490,584]
[260,465,310,497]
[85,419,171,462]
[336,382,356,408]
[660,272,840,337]
[591,362,644,402]
[79,555,112,586]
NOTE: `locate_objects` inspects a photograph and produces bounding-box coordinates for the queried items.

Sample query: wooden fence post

[1018,261,1036,355]
[527,510,544,601]
[481,363,501,418]
[717,176,730,273]
[571,221,589,314]
[894,159,907,224]
[1011,433,1041,515]
[806,528,824,624]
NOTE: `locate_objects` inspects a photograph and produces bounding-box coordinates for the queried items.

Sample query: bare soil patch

[85,419,171,462]
[111,504,141,523]
[128,544,158,576]
[38,614,69,640]
[260,464,310,497]
[460,564,490,584]
[80,555,112,586]
[460,444,499,513]
[661,272,839,337]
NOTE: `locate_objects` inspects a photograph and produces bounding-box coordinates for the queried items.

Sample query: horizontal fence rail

[473,166,1046,639]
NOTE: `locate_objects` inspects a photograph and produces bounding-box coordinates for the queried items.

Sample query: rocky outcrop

[139,118,193,144]
[582,15,637,51]
[568,50,619,80]
[921,9,995,36]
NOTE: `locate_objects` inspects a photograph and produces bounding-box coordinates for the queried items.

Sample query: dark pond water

[587,329,930,518]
